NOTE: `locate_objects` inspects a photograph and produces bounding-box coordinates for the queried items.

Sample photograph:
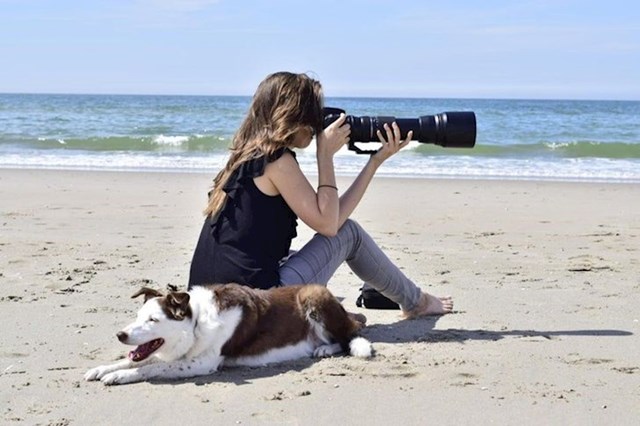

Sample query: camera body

[323,107,476,154]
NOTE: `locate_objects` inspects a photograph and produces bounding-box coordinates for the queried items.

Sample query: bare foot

[402,292,453,319]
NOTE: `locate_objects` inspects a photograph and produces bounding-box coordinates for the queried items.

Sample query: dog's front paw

[100,371,126,385]
[100,370,140,386]
[84,365,111,381]
[313,343,341,358]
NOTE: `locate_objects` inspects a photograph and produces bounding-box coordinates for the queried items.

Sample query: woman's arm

[337,122,412,226]
[265,115,350,236]
[265,119,410,236]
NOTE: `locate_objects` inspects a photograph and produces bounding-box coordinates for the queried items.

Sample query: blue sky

[1,0,639,100]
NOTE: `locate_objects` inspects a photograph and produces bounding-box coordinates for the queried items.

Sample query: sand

[1,168,639,425]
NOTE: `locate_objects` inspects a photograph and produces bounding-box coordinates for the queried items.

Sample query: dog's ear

[165,292,191,321]
[131,287,163,303]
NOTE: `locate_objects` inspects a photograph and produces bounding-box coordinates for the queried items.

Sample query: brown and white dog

[84,283,372,385]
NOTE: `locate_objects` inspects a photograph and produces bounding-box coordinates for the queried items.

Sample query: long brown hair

[204,72,324,217]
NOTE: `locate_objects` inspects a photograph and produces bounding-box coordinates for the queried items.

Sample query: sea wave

[0,134,232,152]
[2,133,638,162]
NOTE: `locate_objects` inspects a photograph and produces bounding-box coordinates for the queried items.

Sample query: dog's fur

[85,283,372,385]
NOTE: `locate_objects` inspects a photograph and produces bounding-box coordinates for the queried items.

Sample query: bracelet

[318,184,338,191]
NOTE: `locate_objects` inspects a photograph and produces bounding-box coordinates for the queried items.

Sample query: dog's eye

[148,317,159,323]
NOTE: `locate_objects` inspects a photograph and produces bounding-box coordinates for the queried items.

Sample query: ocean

[1,93,639,182]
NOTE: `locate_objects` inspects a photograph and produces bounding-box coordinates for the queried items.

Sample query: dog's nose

[116,331,128,342]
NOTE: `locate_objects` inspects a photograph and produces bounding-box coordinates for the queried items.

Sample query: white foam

[1,150,639,183]
[152,135,190,146]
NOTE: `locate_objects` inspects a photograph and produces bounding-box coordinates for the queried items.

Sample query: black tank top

[188,148,298,289]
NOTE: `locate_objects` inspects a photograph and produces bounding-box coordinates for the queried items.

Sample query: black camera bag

[356,287,400,310]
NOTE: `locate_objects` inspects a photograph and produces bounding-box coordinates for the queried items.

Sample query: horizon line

[0,91,638,103]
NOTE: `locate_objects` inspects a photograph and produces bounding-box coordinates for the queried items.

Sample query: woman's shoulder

[268,147,296,162]
[266,147,299,170]
[234,147,296,182]
[264,147,298,171]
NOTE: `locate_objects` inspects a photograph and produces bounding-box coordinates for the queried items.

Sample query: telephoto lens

[323,107,476,154]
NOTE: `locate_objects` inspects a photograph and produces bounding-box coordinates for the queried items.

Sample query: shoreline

[1,165,639,185]
[1,168,639,424]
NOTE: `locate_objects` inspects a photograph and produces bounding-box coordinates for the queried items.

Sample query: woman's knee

[339,218,364,239]
[336,219,369,259]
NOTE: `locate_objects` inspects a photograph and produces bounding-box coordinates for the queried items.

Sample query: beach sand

[1,168,639,425]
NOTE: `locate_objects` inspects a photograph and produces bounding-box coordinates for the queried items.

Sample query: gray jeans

[279,219,422,311]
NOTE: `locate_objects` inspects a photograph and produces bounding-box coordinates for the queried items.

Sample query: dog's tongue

[128,338,164,362]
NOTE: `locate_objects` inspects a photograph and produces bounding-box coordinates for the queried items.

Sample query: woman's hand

[372,122,412,165]
[317,113,350,158]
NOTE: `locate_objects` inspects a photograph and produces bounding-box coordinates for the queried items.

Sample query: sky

[1,0,639,100]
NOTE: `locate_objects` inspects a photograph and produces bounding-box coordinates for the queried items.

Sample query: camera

[323,107,476,154]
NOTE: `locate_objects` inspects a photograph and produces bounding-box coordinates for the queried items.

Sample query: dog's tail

[349,336,373,358]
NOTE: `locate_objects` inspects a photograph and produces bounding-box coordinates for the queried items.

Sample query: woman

[189,71,453,318]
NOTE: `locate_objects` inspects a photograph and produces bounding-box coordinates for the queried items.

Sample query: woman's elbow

[316,223,339,237]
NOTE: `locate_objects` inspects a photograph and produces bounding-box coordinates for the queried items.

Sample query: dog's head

[116,287,194,362]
